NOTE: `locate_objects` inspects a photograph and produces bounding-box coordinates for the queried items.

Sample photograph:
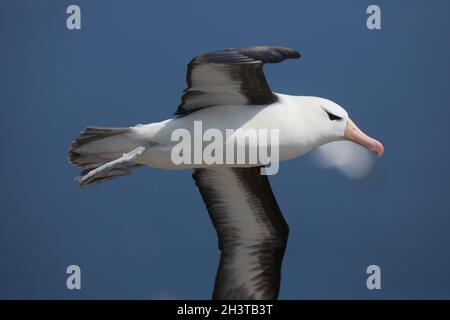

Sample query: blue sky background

[1,0,450,299]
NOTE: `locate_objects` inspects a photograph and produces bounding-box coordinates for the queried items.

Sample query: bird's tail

[68,126,144,187]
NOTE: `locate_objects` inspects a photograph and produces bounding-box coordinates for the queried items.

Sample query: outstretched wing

[176,46,300,116]
[192,167,289,300]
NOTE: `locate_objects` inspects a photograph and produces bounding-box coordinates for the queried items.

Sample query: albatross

[68,46,384,299]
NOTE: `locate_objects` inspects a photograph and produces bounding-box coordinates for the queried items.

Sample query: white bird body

[129,94,344,169]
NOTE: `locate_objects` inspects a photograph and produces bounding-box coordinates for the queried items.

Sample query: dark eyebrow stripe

[323,109,343,121]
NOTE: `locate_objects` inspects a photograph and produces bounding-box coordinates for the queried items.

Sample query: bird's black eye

[325,110,342,121]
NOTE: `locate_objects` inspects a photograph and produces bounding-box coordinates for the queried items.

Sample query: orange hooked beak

[345,119,384,157]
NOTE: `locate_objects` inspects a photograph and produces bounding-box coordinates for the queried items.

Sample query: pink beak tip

[373,141,384,158]
[364,138,384,157]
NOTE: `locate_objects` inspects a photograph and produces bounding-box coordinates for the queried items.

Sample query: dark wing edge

[175,46,301,116]
[192,167,289,300]
[194,46,300,64]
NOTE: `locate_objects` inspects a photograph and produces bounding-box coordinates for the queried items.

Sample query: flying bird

[68,46,384,299]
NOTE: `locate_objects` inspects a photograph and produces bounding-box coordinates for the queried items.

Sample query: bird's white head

[302,97,384,157]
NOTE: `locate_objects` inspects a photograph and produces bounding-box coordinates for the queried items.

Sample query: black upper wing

[175,46,300,116]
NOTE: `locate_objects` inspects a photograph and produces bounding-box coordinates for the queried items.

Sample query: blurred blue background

[1,0,449,299]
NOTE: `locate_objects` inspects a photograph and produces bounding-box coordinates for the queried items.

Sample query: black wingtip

[235,45,301,63]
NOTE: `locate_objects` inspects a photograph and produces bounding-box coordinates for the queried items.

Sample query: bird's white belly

[132,101,314,169]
